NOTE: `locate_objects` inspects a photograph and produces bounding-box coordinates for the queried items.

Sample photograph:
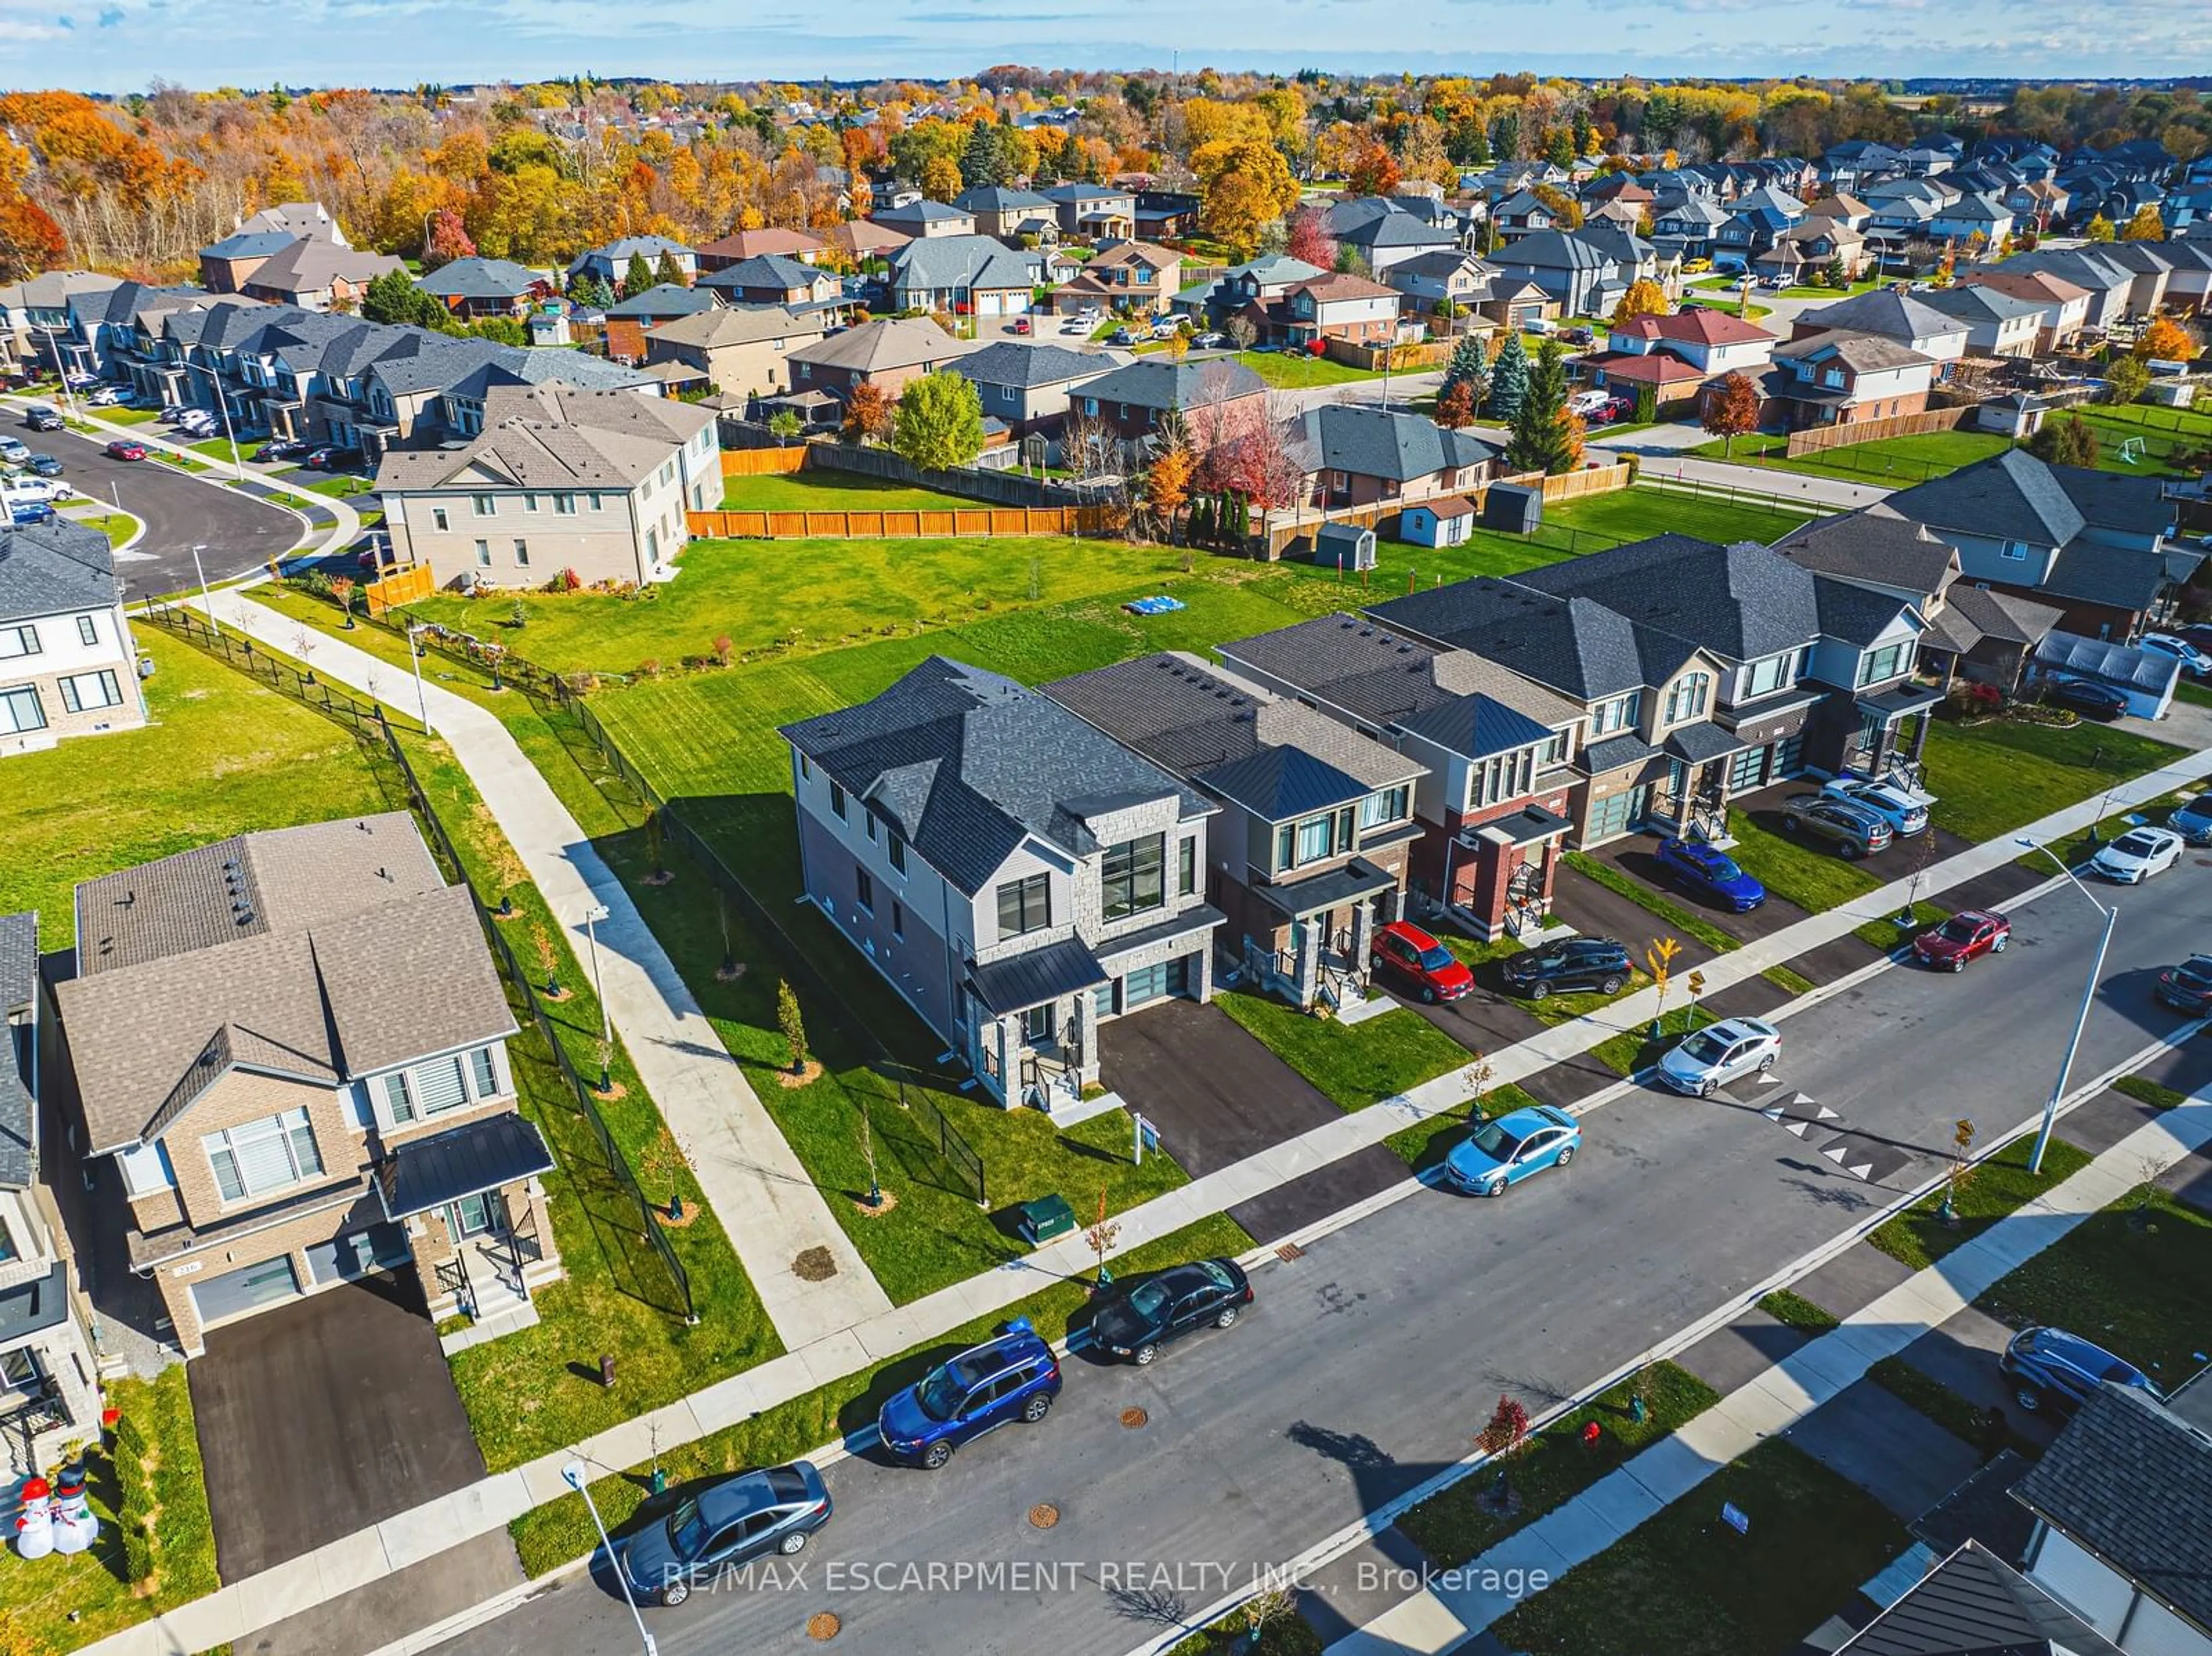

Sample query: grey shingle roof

[1078,357,1264,412]
[1393,692,1555,761]
[1289,405,1497,484]
[0,912,36,1190]
[2011,1384,2212,1632]
[2050,464,2177,540]
[1512,534,1825,665]
[948,342,1107,391]
[700,253,822,293]
[779,658,1212,897]
[415,257,547,302]
[1813,574,1916,646]
[1776,510,1960,598]
[1798,287,1971,343]
[2040,544,2172,611]
[605,282,718,319]
[1917,283,2044,325]
[1934,582,2061,650]
[201,230,298,260]
[1369,577,1702,700]
[1835,1541,2123,1656]
[0,519,120,626]
[890,234,1037,293]
[1884,449,2089,548]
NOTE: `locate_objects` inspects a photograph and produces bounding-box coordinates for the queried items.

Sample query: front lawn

[1869,1355,2006,1455]
[1215,988,1474,1112]
[1725,805,1881,915]
[1868,1132,2094,1274]
[1978,1181,2212,1384]
[1487,1438,1906,1656]
[0,628,402,949]
[1397,1363,1721,1570]
[718,468,980,514]
[1383,1079,1543,1169]
[1234,349,1379,388]
[1590,1005,1717,1078]
[1562,852,1741,956]
[1758,1289,1840,1333]
[1921,715,2184,844]
[1854,900,1946,952]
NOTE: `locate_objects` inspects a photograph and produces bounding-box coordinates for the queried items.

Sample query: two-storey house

[871,200,976,240]
[1754,218,1872,284]
[694,228,825,274]
[1761,330,1937,431]
[1793,289,1969,371]
[1286,404,1498,509]
[1918,283,2045,357]
[49,816,561,1357]
[1170,256,1326,333]
[1956,268,2093,351]
[567,235,697,291]
[1649,197,1729,261]
[1055,242,1183,317]
[1489,189,1557,242]
[642,304,827,403]
[1040,184,1136,241]
[1073,357,1267,454]
[1044,654,1426,1005]
[0,519,145,757]
[1586,308,1776,408]
[1384,251,1496,316]
[945,342,1112,439]
[0,271,122,379]
[697,253,843,310]
[951,185,1059,242]
[1281,274,1403,346]
[780,659,1224,1112]
[886,236,1040,319]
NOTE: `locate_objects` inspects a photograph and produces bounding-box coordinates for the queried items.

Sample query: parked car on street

[2044,677,2128,720]
[1999,1325,2162,1415]
[103,439,148,461]
[2156,953,2212,1014]
[1443,1105,1582,1196]
[2138,633,2212,676]
[0,437,28,464]
[2089,825,2183,884]
[2170,791,2212,845]
[25,455,63,478]
[1779,793,1893,859]
[1913,910,2012,971]
[615,1462,831,1607]
[876,1324,1061,1469]
[1654,838,1767,911]
[1821,776,1930,836]
[1090,1257,1252,1365]
[1369,920,1475,1003]
[1499,937,1633,999]
[23,406,62,432]
[1656,1016,1781,1097]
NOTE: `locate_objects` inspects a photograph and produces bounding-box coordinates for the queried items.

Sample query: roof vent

[234,908,254,926]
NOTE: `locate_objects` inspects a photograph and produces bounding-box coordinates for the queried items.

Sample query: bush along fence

[134,602,698,1324]
[566,696,990,1210]
[686,504,1109,541]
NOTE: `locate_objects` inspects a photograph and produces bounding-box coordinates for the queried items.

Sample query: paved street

[434,861,2212,1656]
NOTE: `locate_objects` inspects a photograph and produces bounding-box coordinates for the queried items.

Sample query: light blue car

[1444,1105,1582,1196]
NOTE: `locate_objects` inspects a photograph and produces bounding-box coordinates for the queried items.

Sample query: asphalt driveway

[1574,832,1816,945]
[1099,998,1409,1242]
[189,1273,486,1577]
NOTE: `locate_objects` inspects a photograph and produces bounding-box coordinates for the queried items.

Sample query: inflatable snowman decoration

[13,1476,54,1560]
[50,1464,97,1555]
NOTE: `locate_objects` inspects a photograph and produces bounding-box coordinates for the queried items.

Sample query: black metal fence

[141,601,403,737]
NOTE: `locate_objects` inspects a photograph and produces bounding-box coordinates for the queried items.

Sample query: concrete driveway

[1099,997,1409,1242]
[189,1273,487,1577]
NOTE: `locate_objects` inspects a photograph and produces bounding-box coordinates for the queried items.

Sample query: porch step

[438,1298,540,1355]
[1040,1086,1130,1130]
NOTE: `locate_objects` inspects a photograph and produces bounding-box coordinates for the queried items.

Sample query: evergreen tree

[654,249,688,287]
[621,251,654,296]
[1487,332,1530,423]
[1506,337,1575,475]
[1442,332,1490,401]
[1191,495,1214,544]
[960,120,1006,188]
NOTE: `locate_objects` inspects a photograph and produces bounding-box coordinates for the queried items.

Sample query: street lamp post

[560,1460,657,1656]
[403,619,434,736]
[2016,836,2117,1174]
[582,903,613,1092]
[190,543,219,637]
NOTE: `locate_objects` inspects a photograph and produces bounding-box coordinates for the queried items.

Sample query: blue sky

[3,0,2202,94]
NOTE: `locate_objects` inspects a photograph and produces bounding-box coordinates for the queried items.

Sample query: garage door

[192,1256,302,1327]
[305,1222,411,1287]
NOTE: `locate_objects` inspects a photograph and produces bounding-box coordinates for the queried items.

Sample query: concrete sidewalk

[197,586,892,1350]
[81,612,2212,1656]
[1324,1084,2212,1654]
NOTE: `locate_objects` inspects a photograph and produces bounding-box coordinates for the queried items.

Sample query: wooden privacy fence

[1785,407,1968,456]
[363,562,435,616]
[1321,337,1453,373]
[719,446,810,477]
[688,505,1109,540]
[1255,459,1635,559]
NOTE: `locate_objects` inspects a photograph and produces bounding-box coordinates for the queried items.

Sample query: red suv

[1369,921,1475,1003]
[1913,909,2011,972]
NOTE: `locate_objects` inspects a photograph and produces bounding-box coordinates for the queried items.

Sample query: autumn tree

[1442,332,1490,407]
[2135,316,2197,362]
[892,370,986,472]
[1194,139,1300,260]
[2120,204,2165,242]
[1701,370,1761,456]
[1345,139,1401,199]
[1506,337,1578,475]
[2028,411,2100,468]
[1435,380,1477,429]
[843,380,893,444]
[1285,206,1336,271]
[921,153,964,202]
[1531,182,1584,230]
[423,207,475,269]
[1144,441,1194,540]
[1610,278,1668,327]
[621,250,654,296]
[1487,332,1530,422]
[2104,354,2151,404]
[2084,213,2115,242]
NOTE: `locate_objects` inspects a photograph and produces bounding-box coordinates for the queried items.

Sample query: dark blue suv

[1654,838,1767,912]
[877,1321,1061,1469]
[1999,1325,2162,1416]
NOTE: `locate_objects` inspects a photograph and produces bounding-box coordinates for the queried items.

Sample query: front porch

[1239,857,1400,1012]
[376,1113,561,1348]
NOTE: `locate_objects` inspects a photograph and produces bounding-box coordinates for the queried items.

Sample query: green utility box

[1018,1193,1076,1245]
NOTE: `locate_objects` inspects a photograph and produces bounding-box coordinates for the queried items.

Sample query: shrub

[121,1521,154,1586]
[111,1412,147,1459]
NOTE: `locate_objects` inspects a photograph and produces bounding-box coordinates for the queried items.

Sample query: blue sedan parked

[1444,1105,1582,1196]
[1654,838,1767,912]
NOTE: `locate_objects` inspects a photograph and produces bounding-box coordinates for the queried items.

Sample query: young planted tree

[1144,441,1194,541]
[767,409,802,446]
[2029,411,2101,468]
[776,979,809,1074]
[892,372,986,472]
[842,380,894,444]
[1434,379,1477,429]
[1486,331,1529,423]
[1701,370,1761,457]
[423,207,476,269]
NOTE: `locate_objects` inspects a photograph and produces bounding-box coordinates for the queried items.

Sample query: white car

[1821,776,1931,837]
[2139,634,2212,677]
[1,478,73,505]
[1567,388,1611,416]
[2089,826,2184,884]
[1656,1016,1782,1097]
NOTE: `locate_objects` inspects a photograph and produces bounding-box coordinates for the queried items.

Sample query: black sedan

[1499,937,1634,999]
[2157,954,2212,1015]
[1089,1257,1252,1366]
[615,1462,831,1608]
[2045,677,2128,720]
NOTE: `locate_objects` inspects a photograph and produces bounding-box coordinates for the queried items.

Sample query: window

[382,1071,415,1123]
[471,494,495,516]
[513,539,529,566]
[798,752,812,781]
[0,1350,38,1392]
[1101,833,1166,920]
[553,492,576,515]
[1537,732,1568,767]
[0,686,46,736]
[1177,836,1196,897]
[1590,692,1640,736]
[891,900,904,939]
[431,507,449,532]
[0,625,38,660]
[1359,786,1409,829]
[1741,651,1797,699]
[203,1108,324,1203]
[0,1219,16,1265]
[855,866,874,912]
[415,1055,470,1115]
[475,540,491,567]
[889,834,907,874]
[58,669,122,713]
[1664,673,1711,725]
[1021,1003,1056,1044]
[523,493,541,513]
[470,1047,499,1097]
[77,615,99,647]
[997,873,1051,937]
[1857,641,1910,686]
[2001,540,2030,560]
[588,492,604,511]
[864,812,878,843]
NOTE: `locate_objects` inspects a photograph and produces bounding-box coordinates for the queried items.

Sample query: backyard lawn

[1920,715,2184,844]
[718,468,981,514]
[1687,429,2013,484]
[0,628,402,949]
[1234,349,1380,389]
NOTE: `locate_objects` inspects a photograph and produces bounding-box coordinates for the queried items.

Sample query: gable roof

[699,252,823,292]
[1776,328,1934,373]
[1368,576,1706,700]
[1078,357,1264,411]
[1613,308,1773,347]
[889,234,1037,292]
[788,316,971,375]
[646,304,822,350]
[0,518,121,626]
[1288,272,1401,305]
[693,226,824,261]
[1288,404,1497,483]
[779,657,1210,896]
[953,184,1054,212]
[605,282,717,320]
[1493,229,1612,271]
[2011,1384,2212,1634]
[1512,533,1831,664]
[946,341,1106,391]
[373,382,712,494]
[1884,448,2090,547]
[1798,288,1972,343]
[415,257,547,302]
[1835,1541,2122,1656]
[1775,509,1959,597]
[569,234,693,274]
[200,230,299,262]
[1918,283,2046,326]
[240,239,404,298]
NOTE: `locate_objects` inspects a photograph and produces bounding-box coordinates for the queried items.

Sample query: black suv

[23,407,62,433]
[1499,937,1634,999]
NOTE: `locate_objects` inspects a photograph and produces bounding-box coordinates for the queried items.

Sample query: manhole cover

[1029,1503,1059,1529]
[807,1611,841,1640]
[1120,1407,1148,1430]
[793,1246,838,1282]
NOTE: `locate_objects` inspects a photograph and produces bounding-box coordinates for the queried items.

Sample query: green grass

[2178,681,2212,710]
[507,1211,1253,1576]
[1383,1080,1544,1170]
[0,628,402,950]
[1922,715,2184,844]
[1978,1181,2212,1385]
[67,509,138,548]
[1778,278,1885,299]
[1758,1289,1840,1333]
[1869,1355,2011,1456]
[1215,988,1474,1112]
[188,436,251,464]
[300,472,372,497]
[1487,1438,1906,1656]
[1681,294,1772,321]
[1396,1362,1722,1569]
[1234,349,1378,388]
[2074,400,2212,441]
[1590,1005,1716,1077]
[1762,964,1818,997]
[408,531,1188,676]
[1687,429,2013,484]
[0,1366,218,1654]
[717,468,980,514]
[1868,1133,2095,1273]
[151,449,210,473]
[1724,805,1881,915]
[98,403,160,425]
[1854,901,1945,951]
[2112,1075,2189,1112]
[1169,1611,1321,1656]
[1562,851,1741,956]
